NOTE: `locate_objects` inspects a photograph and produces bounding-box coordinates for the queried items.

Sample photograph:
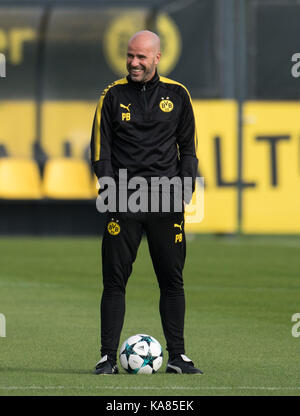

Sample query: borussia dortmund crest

[107,219,121,235]
[159,97,174,112]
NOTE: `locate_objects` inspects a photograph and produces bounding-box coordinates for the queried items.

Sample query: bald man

[91,30,202,374]
[127,30,161,82]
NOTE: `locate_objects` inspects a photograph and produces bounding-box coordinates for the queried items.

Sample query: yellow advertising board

[4,97,299,235]
[185,100,238,233]
[242,102,300,233]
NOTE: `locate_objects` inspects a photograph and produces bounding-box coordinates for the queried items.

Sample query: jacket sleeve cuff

[92,160,114,179]
[180,155,198,201]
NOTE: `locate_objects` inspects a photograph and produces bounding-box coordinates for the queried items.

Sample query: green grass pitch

[0,235,300,396]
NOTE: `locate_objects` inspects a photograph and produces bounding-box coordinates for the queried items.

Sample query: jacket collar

[127,70,159,90]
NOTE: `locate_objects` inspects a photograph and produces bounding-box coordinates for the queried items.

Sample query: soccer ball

[119,334,163,374]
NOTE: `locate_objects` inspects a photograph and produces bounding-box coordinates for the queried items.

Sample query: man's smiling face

[126,31,161,83]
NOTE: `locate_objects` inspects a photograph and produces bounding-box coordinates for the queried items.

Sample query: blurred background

[0,0,299,235]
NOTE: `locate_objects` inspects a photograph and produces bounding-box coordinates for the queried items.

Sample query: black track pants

[100,210,186,361]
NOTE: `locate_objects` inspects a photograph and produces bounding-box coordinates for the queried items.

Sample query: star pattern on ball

[119,334,163,374]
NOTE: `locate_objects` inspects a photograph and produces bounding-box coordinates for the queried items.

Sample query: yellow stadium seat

[0,158,42,199]
[42,158,94,199]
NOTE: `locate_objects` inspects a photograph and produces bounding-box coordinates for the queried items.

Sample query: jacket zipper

[141,84,147,113]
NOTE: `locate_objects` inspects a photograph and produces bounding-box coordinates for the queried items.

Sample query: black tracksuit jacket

[90,71,198,197]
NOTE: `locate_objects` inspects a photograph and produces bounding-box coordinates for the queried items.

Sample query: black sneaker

[94,355,119,375]
[166,354,203,374]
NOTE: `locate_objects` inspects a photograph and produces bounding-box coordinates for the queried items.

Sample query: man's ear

[155,51,161,65]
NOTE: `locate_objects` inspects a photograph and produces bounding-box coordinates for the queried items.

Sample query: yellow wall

[0,100,36,157]
[41,101,96,158]
[1,98,300,234]
[186,100,238,233]
[242,102,300,233]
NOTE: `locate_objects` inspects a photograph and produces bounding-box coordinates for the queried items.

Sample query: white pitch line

[0,386,300,391]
